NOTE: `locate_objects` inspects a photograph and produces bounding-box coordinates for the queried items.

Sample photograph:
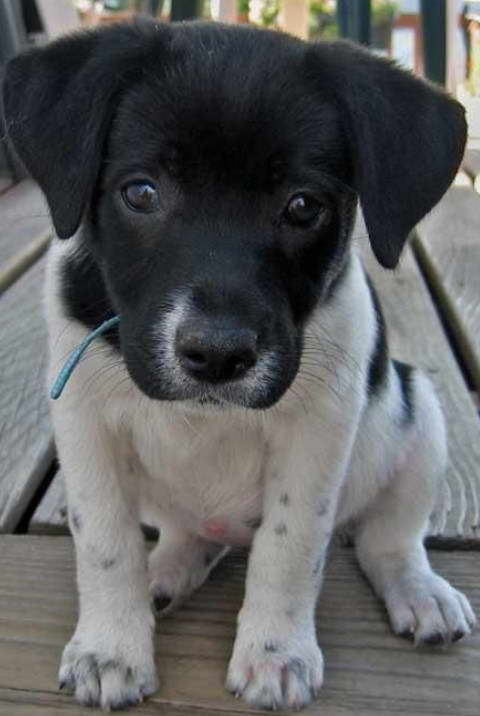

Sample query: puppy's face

[3,21,466,409]
[96,42,354,408]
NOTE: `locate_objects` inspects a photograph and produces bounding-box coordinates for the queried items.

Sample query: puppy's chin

[125,362,294,411]
[134,380,287,411]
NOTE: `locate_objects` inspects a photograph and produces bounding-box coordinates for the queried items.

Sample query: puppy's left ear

[306,41,467,268]
[2,21,164,239]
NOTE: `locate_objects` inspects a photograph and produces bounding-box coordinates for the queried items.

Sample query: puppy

[3,19,476,712]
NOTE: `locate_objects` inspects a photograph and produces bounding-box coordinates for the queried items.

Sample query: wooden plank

[0,536,478,716]
[361,242,480,545]
[0,260,54,532]
[0,179,51,275]
[0,690,246,716]
[462,148,480,191]
[0,230,51,296]
[414,186,480,392]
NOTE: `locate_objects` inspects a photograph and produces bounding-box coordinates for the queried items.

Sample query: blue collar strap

[50,316,121,400]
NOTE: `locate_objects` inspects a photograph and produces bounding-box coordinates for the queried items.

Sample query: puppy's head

[3,21,466,409]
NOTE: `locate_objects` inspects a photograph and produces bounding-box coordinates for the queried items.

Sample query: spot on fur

[264,640,280,653]
[100,557,116,570]
[274,523,287,536]
[70,510,82,532]
[317,499,330,517]
[279,493,290,506]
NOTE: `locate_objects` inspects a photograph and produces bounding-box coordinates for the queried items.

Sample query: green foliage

[260,0,280,27]
[371,0,398,25]
[309,0,337,39]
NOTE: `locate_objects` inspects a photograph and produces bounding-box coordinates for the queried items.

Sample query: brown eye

[121,181,159,213]
[286,194,324,227]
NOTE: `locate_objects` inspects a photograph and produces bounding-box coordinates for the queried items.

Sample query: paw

[59,636,158,710]
[385,570,476,646]
[149,538,228,615]
[226,624,323,710]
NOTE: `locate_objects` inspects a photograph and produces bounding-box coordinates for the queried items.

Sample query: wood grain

[0,230,51,296]
[0,260,54,532]
[414,186,480,392]
[0,536,478,716]
[361,242,480,544]
[0,179,51,272]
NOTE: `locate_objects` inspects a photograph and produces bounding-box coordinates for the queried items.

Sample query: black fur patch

[365,274,389,398]
[393,360,415,423]
[62,247,120,351]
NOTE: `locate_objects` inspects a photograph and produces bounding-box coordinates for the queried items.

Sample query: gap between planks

[414,186,480,394]
[0,259,55,533]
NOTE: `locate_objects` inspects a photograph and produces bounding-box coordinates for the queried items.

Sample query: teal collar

[50,316,120,400]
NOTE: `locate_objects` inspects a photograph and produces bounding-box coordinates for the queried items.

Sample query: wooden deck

[0,160,479,715]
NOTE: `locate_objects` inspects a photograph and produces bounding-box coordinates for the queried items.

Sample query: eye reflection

[121,181,160,213]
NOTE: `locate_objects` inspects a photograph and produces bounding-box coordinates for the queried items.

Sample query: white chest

[129,405,267,545]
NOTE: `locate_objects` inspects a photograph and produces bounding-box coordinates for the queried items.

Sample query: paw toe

[59,640,158,710]
[387,574,476,647]
[226,639,323,710]
[153,593,173,614]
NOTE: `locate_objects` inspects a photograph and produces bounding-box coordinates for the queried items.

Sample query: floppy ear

[2,21,162,238]
[306,41,467,268]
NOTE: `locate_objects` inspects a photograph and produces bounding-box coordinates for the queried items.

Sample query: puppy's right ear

[2,22,162,238]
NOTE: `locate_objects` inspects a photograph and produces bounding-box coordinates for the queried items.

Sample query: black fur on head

[2,21,466,407]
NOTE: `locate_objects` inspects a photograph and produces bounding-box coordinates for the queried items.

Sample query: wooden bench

[0,174,479,715]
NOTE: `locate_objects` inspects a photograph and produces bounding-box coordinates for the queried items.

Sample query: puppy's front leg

[54,407,157,710]
[227,411,359,711]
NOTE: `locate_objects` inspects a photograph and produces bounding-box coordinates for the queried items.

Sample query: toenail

[422,632,444,646]
[153,595,172,612]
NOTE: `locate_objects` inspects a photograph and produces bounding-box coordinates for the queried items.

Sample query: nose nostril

[183,350,207,366]
[226,352,256,378]
[176,327,258,383]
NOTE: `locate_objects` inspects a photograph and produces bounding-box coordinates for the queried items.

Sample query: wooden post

[278,0,309,40]
[337,0,371,46]
[170,0,203,21]
[420,0,446,85]
[213,0,238,23]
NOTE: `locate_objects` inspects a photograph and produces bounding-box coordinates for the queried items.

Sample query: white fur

[46,236,475,712]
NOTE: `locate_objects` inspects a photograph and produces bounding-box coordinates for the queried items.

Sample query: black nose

[176,325,258,382]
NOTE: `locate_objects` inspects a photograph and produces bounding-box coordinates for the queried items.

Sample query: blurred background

[0,0,479,184]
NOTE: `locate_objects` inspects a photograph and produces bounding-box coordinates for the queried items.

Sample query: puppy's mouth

[124,342,298,410]
[153,352,289,409]
[121,302,300,410]
[198,394,223,406]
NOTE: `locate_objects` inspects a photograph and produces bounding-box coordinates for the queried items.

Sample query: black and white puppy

[3,19,476,712]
